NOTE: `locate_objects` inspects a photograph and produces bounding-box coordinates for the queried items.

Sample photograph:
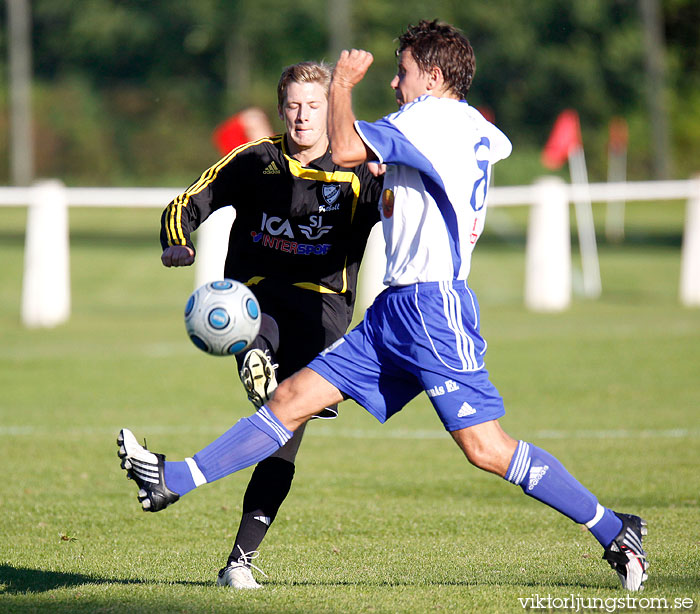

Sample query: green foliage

[670,88,700,178]
[0,0,698,185]
[31,77,116,184]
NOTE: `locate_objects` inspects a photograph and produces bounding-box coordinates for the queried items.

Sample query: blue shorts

[308,280,505,432]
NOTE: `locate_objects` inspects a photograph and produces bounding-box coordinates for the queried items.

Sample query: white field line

[0,424,697,440]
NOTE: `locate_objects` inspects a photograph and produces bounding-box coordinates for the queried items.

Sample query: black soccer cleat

[117,428,179,512]
[603,512,649,591]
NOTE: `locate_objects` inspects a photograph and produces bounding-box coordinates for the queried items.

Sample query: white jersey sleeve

[355,96,512,286]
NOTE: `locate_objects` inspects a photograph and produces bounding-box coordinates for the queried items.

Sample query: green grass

[1,203,699,613]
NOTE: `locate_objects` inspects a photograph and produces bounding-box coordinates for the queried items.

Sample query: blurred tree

[6,0,34,185]
[0,0,696,185]
[663,0,700,178]
[639,0,671,179]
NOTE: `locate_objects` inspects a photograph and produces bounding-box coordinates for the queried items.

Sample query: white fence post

[21,180,70,327]
[193,207,236,288]
[357,222,386,314]
[525,177,572,311]
[680,177,700,307]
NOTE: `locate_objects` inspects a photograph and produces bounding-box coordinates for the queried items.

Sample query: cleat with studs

[116,428,179,512]
[603,513,649,591]
[239,349,278,409]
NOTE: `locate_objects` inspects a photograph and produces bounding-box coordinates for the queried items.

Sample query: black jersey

[161,134,381,306]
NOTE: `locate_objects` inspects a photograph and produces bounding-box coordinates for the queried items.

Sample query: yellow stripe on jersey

[164,136,283,247]
[281,142,361,295]
[243,276,266,287]
[244,276,340,295]
[283,155,361,221]
[292,282,339,294]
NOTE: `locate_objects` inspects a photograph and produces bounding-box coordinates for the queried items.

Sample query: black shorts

[246,281,353,381]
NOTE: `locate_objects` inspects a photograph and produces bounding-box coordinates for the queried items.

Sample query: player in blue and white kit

[118,20,649,591]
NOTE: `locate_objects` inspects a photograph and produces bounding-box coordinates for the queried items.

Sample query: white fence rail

[2,177,699,327]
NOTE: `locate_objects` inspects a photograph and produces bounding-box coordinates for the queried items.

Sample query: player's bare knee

[267,376,317,429]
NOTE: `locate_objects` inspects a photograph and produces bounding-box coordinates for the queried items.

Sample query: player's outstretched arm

[329,49,377,167]
[161,245,195,267]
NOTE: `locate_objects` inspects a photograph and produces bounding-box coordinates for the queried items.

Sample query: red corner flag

[541,110,582,169]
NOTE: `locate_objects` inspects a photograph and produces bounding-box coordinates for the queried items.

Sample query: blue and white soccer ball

[184,280,261,356]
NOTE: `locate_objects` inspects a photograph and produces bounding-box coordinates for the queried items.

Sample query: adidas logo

[254,515,271,526]
[263,161,280,174]
[457,402,476,417]
[527,464,549,491]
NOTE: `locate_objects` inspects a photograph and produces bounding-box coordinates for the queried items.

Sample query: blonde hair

[277,61,332,108]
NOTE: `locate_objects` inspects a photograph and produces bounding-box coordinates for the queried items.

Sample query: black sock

[235,313,280,370]
[253,313,280,354]
[228,456,295,565]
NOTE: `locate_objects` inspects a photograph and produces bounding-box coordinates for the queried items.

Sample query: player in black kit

[159,61,381,588]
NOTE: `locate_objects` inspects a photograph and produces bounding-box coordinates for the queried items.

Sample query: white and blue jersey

[308,96,512,432]
[355,95,511,286]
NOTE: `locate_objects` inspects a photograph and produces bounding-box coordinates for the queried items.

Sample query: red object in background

[212,107,274,155]
[608,116,629,154]
[477,106,495,124]
[212,114,250,156]
[541,109,583,169]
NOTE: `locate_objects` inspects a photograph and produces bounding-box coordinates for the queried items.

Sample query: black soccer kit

[160,134,382,379]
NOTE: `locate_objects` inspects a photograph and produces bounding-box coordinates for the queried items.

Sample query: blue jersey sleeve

[355,118,433,174]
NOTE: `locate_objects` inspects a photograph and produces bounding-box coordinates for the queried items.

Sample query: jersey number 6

[469,137,491,212]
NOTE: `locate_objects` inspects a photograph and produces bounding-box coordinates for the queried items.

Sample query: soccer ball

[184,280,261,356]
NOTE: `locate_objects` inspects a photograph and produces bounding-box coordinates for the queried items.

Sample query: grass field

[1,202,699,613]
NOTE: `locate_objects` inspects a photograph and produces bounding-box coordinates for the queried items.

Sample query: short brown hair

[397,20,475,100]
[277,61,332,108]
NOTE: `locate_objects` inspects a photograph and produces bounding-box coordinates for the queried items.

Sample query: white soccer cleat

[217,564,262,589]
[240,349,278,408]
[117,428,179,512]
[603,513,649,591]
[217,548,266,589]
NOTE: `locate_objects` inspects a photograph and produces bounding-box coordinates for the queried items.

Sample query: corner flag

[542,110,582,170]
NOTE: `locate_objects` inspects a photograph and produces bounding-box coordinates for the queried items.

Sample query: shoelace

[263,349,279,373]
[621,540,646,558]
[624,552,647,569]
[232,546,268,577]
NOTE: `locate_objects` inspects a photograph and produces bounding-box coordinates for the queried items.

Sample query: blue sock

[164,406,293,497]
[163,460,197,496]
[505,441,623,547]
